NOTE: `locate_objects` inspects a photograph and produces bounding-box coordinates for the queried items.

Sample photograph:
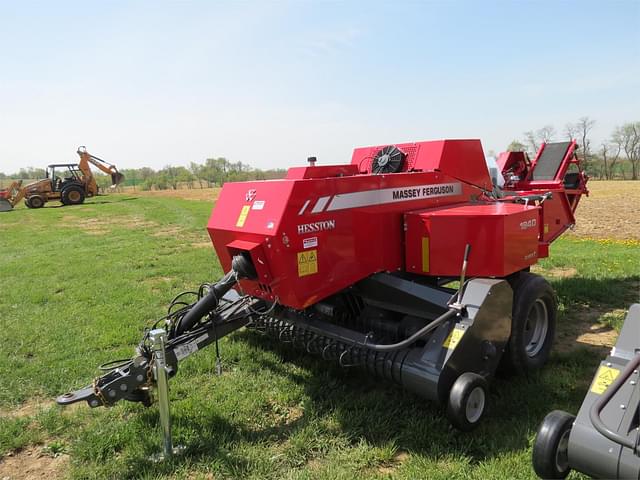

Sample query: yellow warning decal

[297,249,318,277]
[443,327,465,350]
[590,365,620,395]
[236,205,251,227]
[422,237,430,272]
[544,224,549,234]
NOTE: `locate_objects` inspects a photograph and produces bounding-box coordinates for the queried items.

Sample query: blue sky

[0,0,638,172]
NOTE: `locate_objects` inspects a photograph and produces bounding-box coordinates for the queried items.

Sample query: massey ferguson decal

[297,220,336,235]
[301,182,462,215]
[391,183,459,200]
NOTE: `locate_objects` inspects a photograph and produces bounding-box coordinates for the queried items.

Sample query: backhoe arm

[76,146,125,188]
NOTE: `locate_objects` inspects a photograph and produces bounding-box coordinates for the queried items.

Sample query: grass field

[0,183,639,479]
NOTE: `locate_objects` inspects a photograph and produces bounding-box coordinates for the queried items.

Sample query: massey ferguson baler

[58,139,588,436]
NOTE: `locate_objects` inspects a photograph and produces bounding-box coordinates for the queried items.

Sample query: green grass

[0,194,638,479]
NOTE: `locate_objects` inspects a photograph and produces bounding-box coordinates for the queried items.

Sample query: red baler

[59,138,588,432]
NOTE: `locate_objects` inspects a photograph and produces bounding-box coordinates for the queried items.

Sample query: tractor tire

[446,372,488,431]
[502,272,557,375]
[27,196,45,208]
[532,410,574,479]
[61,186,85,206]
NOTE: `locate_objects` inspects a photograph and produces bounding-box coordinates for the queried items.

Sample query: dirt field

[569,180,639,241]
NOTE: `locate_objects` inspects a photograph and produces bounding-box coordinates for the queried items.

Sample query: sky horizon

[0,0,638,173]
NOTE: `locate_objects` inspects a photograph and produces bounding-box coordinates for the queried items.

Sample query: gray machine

[532,304,640,479]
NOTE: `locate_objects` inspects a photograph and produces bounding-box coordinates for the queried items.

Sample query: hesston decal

[297,220,336,235]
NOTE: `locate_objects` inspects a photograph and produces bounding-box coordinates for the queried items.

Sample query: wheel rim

[465,386,485,423]
[524,298,549,357]
[68,191,81,202]
[555,428,571,472]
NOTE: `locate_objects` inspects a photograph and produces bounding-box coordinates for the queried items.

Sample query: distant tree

[523,125,556,156]
[613,122,640,180]
[189,162,206,188]
[138,167,155,181]
[507,140,526,152]
[566,117,596,174]
[600,142,622,180]
[175,166,194,188]
[538,125,556,143]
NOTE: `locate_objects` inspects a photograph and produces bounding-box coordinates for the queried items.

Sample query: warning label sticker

[590,365,620,395]
[236,205,250,227]
[303,237,318,249]
[442,327,465,350]
[297,249,318,277]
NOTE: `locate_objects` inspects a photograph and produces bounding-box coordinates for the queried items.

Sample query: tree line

[507,118,640,180]
[0,157,287,191]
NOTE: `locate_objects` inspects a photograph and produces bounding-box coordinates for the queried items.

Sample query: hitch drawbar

[56,290,256,408]
[57,254,259,408]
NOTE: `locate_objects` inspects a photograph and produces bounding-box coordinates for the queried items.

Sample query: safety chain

[92,377,108,406]
[91,353,156,406]
[144,353,156,388]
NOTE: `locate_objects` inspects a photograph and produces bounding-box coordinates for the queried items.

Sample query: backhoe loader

[0,147,124,212]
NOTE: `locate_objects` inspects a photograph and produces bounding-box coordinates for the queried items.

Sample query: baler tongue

[0,198,13,212]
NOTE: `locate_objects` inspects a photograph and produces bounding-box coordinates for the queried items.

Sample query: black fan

[371,145,406,174]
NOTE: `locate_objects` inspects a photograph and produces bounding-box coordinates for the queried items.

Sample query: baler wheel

[532,410,574,479]
[502,273,557,375]
[446,372,488,431]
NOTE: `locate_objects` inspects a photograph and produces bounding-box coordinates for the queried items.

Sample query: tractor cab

[47,164,84,192]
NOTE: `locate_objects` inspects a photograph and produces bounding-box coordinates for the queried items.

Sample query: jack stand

[149,328,185,462]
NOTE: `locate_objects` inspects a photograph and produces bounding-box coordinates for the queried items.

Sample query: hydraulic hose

[176,254,257,335]
[360,307,458,352]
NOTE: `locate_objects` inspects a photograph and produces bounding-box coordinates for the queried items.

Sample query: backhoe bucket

[0,198,14,212]
[110,172,125,187]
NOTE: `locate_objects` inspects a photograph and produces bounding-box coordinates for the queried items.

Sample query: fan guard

[371,145,406,174]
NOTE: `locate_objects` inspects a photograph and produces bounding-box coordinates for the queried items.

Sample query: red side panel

[208,170,480,309]
[404,203,540,277]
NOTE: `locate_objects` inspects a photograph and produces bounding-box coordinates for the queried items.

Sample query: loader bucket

[0,198,14,212]
[110,172,125,188]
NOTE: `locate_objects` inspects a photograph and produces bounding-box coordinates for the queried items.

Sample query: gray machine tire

[27,196,45,208]
[61,186,85,205]
[532,410,574,479]
[502,272,557,375]
[446,372,488,431]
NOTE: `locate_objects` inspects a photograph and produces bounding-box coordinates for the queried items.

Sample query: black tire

[27,196,45,208]
[532,410,575,479]
[61,186,85,205]
[502,272,557,375]
[24,198,32,208]
[446,372,488,431]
